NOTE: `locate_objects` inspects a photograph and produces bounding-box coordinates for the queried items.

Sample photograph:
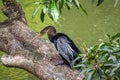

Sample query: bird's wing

[55,36,77,66]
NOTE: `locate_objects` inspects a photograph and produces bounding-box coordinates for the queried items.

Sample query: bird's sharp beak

[40,28,49,34]
[31,33,43,42]
[36,33,44,39]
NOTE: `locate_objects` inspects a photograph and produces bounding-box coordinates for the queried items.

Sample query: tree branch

[0,0,82,80]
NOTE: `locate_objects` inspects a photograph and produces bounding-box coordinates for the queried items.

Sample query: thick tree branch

[0,0,82,80]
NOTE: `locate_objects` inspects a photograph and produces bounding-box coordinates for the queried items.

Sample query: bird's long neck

[48,34,55,43]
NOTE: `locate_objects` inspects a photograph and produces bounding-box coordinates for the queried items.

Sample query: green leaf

[43,6,48,13]
[40,6,48,22]
[81,68,92,74]
[34,1,41,5]
[104,63,115,66]
[73,64,86,68]
[97,0,104,6]
[111,33,120,41]
[40,9,45,22]
[59,0,64,13]
[105,69,111,74]
[32,6,40,18]
[93,73,101,80]
[79,3,88,15]
[91,45,99,51]
[66,1,72,9]
[100,53,108,63]
[98,42,113,52]
[72,56,81,65]
[49,0,60,22]
[110,66,120,76]
[113,50,120,56]
[86,71,94,80]
[108,55,117,63]
[98,67,104,74]
[105,34,111,38]
[73,0,80,8]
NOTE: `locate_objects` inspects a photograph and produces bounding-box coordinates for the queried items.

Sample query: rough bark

[0,0,83,80]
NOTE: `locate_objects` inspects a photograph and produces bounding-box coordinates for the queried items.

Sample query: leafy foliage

[74,33,120,80]
[24,0,119,22]
[26,0,87,22]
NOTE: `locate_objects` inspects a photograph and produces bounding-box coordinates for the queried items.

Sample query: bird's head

[31,26,56,42]
[40,26,56,36]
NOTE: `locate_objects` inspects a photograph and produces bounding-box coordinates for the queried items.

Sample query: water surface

[57,0,120,48]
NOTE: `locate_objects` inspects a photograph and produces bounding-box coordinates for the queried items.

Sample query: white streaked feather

[56,36,75,66]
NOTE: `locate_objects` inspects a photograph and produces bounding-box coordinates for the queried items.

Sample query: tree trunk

[0,0,83,80]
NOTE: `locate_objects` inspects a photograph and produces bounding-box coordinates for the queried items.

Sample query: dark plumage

[40,26,81,68]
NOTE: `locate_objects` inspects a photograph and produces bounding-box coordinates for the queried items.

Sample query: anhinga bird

[33,26,81,68]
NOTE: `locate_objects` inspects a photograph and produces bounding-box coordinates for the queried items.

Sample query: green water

[0,0,120,80]
[58,0,120,48]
